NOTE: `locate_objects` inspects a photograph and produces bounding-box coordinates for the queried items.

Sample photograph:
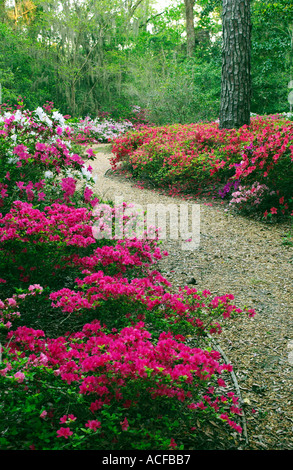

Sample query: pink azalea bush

[0,197,163,294]
[228,181,276,215]
[66,105,151,145]
[0,103,257,450]
[48,269,255,337]
[0,320,244,450]
[0,103,98,215]
[70,116,134,145]
[110,114,293,219]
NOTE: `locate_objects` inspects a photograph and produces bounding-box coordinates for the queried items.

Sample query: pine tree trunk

[184,0,196,57]
[219,0,252,129]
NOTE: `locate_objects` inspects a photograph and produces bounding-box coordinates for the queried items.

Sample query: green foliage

[147,59,221,125]
[251,0,293,114]
[0,357,236,450]
[0,22,54,109]
[0,0,292,122]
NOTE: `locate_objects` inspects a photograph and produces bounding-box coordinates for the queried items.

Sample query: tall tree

[219,0,251,129]
[184,0,196,57]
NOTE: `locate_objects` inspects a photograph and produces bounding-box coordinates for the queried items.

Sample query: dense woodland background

[1,0,293,123]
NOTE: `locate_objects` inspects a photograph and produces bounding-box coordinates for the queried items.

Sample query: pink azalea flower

[60,414,76,423]
[14,371,25,383]
[120,417,129,431]
[85,420,101,431]
[169,438,177,448]
[56,427,73,439]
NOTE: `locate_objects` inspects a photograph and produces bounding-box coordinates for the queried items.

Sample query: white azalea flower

[81,165,92,181]
[14,110,23,122]
[8,156,19,164]
[44,170,54,179]
[52,111,65,127]
[45,117,53,128]
[34,107,45,119]
[34,107,52,127]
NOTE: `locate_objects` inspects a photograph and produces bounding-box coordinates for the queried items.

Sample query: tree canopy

[0,0,292,123]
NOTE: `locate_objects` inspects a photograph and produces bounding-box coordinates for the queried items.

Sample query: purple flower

[219,179,240,198]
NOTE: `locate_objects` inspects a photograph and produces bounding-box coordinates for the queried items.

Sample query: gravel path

[88,143,293,450]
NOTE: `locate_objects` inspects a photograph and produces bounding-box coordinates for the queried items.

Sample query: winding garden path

[88,143,293,450]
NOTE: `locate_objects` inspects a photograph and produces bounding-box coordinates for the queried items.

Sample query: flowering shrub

[0,284,43,329]
[0,201,100,293]
[111,115,293,219]
[98,105,153,128]
[228,182,276,215]
[49,269,255,337]
[121,105,153,129]
[0,104,98,215]
[68,117,134,145]
[0,198,164,297]
[0,103,257,450]
[1,320,244,450]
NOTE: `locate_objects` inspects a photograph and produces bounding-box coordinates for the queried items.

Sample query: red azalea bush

[0,201,100,293]
[110,115,293,219]
[0,200,165,297]
[0,104,257,450]
[0,321,244,450]
[49,269,255,337]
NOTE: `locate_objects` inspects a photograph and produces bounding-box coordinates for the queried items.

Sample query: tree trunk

[184,0,196,58]
[219,0,252,129]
